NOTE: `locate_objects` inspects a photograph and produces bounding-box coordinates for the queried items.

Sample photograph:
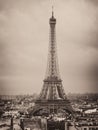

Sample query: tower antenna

[52,6,54,17]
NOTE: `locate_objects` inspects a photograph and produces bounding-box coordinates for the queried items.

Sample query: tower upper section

[45,10,60,81]
[49,10,56,25]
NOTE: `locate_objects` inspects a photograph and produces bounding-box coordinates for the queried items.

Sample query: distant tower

[10,116,13,130]
[20,118,24,130]
[29,8,73,115]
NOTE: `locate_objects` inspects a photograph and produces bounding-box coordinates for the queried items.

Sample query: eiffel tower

[30,9,73,116]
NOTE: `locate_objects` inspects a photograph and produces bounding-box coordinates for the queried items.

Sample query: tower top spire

[50,6,56,23]
[52,6,54,17]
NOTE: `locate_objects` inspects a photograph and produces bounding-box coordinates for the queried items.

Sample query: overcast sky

[0,0,98,95]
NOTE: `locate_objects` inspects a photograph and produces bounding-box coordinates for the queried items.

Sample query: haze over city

[0,0,98,95]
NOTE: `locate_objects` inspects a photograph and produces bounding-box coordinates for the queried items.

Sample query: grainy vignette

[0,0,98,130]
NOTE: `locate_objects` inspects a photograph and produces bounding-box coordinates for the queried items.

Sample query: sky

[0,0,98,95]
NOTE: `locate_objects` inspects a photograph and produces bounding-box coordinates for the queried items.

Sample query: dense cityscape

[0,93,98,130]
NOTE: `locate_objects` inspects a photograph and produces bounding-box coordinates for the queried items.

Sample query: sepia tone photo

[0,0,98,130]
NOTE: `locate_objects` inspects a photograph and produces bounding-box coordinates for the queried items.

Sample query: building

[28,9,73,116]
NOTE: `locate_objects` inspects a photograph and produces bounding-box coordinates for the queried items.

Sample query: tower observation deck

[29,10,73,116]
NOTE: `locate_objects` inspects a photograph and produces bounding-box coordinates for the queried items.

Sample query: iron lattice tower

[39,11,66,100]
[30,10,73,116]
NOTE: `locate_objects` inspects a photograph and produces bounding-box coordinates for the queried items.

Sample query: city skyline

[0,0,98,95]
